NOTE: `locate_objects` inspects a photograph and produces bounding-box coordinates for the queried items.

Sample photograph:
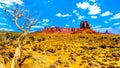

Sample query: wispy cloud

[0,22,7,25]
[0,17,7,22]
[0,0,24,8]
[110,13,120,20]
[65,24,69,27]
[92,25,101,29]
[72,19,76,22]
[56,13,72,18]
[31,25,44,28]
[104,21,108,24]
[42,23,49,26]
[0,27,14,31]
[91,16,98,19]
[73,10,79,16]
[101,11,113,17]
[78,15,85,20]
[42,19,50,22]
[89,0,96,2]
[113,22,120,26]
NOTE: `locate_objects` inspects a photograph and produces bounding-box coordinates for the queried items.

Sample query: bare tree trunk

[4,5,38,68]
[10,37,22,68]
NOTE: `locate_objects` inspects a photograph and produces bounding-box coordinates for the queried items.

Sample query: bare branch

[27,18,38,30]
[14,20,25,32]
[4,8,14,21]
[22,15,31,28]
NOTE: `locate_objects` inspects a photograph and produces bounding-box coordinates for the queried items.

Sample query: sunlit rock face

[42,27,79,34]
[39,21,98,34]
[80,21,90,29]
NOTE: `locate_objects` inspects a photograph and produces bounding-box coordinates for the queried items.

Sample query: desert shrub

[26,41,30,44]
[100,36,107,39]
[108,45,115,48]
[89,40,92,42]
[37,38,42,42]
[0,42,5,50]
[37,37,45,42]
[89,47,97,50]
[47,48,56,53]
[57,48,61,50]
[80,46,88,50]
[99,45,106,49]
[86,37,88,39]
[32,45,37,51]
[9,52,14,58]
[41,37,45,41]
[29,36,35,41]
[11,35,18,40]
[78,36,85,38]
[49,64,57,68]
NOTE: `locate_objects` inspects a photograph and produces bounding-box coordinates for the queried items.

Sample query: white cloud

[56,13,62,17]
[0,17,7,22]
[0,22,7,25]
[73,10,79,16]
[91,16,98,19]
[76,2,101,15]
[31,26,44,28]
[78,15,85,20]
[111,13,120,20]
[0,0,24,8]
[88,4,101,15]
[56,13,72,18]
[42,23,49,26]
[72,19,76,22]
[89,0,96,2]
[65,24,69,26]
[76,2,90,9]
[0,27,13,31]
[113,22,120,26]
[104,21,108,24]
[101,11,113,17]
[42,19,50,23]
[48,0,50,3]
[73,10,77,13]
[92,25,101,29]
[50,26,55,27]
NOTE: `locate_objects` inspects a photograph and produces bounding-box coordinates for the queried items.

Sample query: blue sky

[0,0,120,34]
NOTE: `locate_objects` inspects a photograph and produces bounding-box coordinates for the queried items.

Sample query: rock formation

[38,21,98,34]
[42,27,79,34]
[102,30,112,34]
[80,21,90,29]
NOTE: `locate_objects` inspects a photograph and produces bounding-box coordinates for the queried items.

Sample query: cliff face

[42,27,79,34]
[80,21,90,29]
[40,21,98,34]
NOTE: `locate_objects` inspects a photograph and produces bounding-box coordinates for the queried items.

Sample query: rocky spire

[80,21,90,29]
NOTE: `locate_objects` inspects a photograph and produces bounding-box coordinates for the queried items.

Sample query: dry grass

[0,32,120,68]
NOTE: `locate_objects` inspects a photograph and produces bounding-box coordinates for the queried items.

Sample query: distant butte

[102,30,112,34]
[34,21,99,34]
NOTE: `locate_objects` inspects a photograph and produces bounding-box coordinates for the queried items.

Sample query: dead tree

[4,5,38,68]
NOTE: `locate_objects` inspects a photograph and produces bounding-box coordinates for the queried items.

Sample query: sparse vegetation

[0,32,120,68]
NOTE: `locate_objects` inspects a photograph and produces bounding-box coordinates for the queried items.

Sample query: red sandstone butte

[37,21,99,34]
